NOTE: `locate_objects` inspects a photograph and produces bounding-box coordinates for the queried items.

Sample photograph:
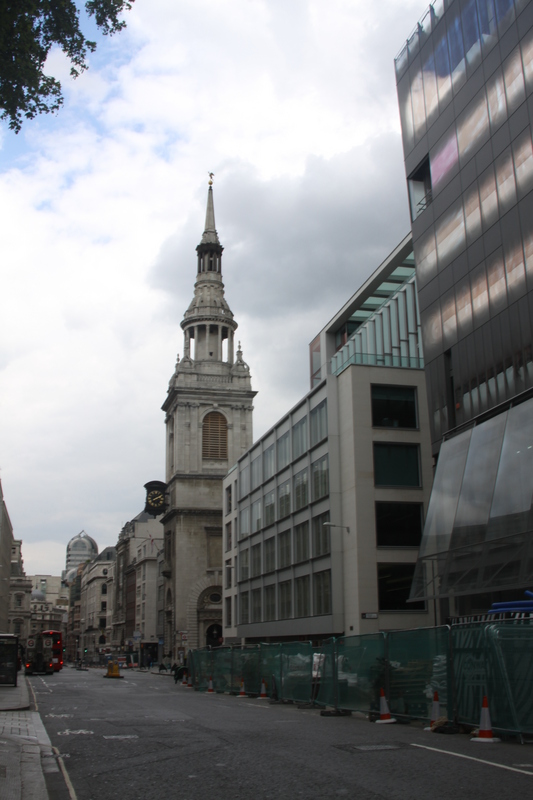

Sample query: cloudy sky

[0,0,424,576]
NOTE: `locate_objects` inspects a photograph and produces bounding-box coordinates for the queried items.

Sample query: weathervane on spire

[208,172,214,185]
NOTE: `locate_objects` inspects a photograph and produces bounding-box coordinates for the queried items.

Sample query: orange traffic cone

[187,671,193,688]
[207,676,214,694]
[424,690,440,731]
[471,695,501,742]
[258,678,268,699]
[182,671,187,685]
[236,679,246,697]
[375,688,396,724]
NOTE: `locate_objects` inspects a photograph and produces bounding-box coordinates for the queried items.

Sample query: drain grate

[334,742,405,754]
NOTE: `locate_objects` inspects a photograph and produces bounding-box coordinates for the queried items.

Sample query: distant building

[8,540,32,645]
[79,547,116,662]
[0,479,14,632]
[62,531,98,584]
[395,0,533,616]
[110,512,162,664]
[223,235,435,643]
[160,181,255,657]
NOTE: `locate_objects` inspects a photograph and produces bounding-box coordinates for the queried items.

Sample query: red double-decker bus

[41,630,63,672]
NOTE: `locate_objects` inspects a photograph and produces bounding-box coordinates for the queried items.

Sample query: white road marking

[53,746,78,800]
[57,730,94,736]
[103,735,139,739]
[411,743,533,776]
[46,714,72,718]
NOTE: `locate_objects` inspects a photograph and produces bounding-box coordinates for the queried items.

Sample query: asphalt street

[29,667,533,800]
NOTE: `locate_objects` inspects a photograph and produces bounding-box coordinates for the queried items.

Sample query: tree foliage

[0,1,135,132]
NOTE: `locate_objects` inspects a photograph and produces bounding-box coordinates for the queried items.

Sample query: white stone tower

[161,179,255,655]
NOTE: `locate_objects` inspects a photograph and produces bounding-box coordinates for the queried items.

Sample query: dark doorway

[205,624,223,648]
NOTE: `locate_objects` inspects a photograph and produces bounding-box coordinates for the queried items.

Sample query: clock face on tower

[147,490,165,508]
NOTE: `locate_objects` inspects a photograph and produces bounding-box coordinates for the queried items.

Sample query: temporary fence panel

[194,649,214,692]
[279,641,314,703]
[233,646,261,695]
[486,622,533,735]
[212,647,233,693]
[335,633,387,714]
[259,643,282,699]
[387,627,450,721]
[314,638,336,708]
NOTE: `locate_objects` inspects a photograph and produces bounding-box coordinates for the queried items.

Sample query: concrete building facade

[8,540,32,645]
[160,181,255,656]
[223,236,435,643]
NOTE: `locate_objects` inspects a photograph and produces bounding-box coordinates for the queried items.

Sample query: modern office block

[223,236,435,643]
[396,0,533,614]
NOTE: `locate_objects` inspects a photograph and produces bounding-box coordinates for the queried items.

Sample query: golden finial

[208,172,214,185]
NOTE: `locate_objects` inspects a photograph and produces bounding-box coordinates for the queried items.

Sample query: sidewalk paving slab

[0,678,56,800]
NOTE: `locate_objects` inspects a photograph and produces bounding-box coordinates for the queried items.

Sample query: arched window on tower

[202,411,228,460]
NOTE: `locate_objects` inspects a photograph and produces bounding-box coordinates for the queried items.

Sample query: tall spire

[200,174,220,246]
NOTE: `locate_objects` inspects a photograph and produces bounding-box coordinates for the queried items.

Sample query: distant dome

[31,589,46,601]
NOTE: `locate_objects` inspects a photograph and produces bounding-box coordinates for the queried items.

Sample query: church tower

[161,179,255,655]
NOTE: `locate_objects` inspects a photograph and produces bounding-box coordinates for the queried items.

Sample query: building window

[251,455,262,490]
[101,583,107,595]
[240,465,250,498]
[239,508,249,539]
[225,560,232,590]
[310,335,322,387]
[279,581,292,619]
[14,620,22,634]
[310,400,328,445]
[225,485,232,514]
[312,454,329,500]
[263,444,275,481]
[264,538,275,573]
[239,549,249,581]
[371,385,417,429]
[278,480,291,519]
[100,602,107,612]
[99,617,106,629]
[292,417,307,460]
[375,502,423,547]
[278,530,291,568]
[251,499,262,532]
[277,431,290,471]
[225,597,232,627]
[295,575,310,617]
[240,592,249,624]
[374,444,421,487]
[251,544,262,578]
[313,570,331,615]
[202,411,228,459]
[264,585,276,620]
[407,155,432,221]
[312,512,330,556]
[264,490,275,527]
[294,521,309,563]
[251,588,262,623]
[293,468,308,511]
[377,563,426,611]
[225,522,232,551]
[15,594,22,607]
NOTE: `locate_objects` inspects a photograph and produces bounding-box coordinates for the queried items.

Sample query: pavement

[0,676,59,800]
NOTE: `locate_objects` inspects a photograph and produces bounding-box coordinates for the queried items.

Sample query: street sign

[133,631,141,641]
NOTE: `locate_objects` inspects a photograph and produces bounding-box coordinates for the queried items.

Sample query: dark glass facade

[396,0,533,608]
[396,0,533,453]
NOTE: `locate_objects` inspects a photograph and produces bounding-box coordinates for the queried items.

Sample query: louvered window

[202,411,228,459]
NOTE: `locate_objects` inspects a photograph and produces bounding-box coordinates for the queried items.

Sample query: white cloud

[0,0,422,576]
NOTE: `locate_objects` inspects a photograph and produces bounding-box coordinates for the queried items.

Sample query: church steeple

[180,179,238,364]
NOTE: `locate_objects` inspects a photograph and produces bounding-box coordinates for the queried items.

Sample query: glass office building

[396,0,533,614]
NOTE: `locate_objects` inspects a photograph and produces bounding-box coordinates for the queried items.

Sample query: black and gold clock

[147,490,165,508]
[144,480,168,515]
